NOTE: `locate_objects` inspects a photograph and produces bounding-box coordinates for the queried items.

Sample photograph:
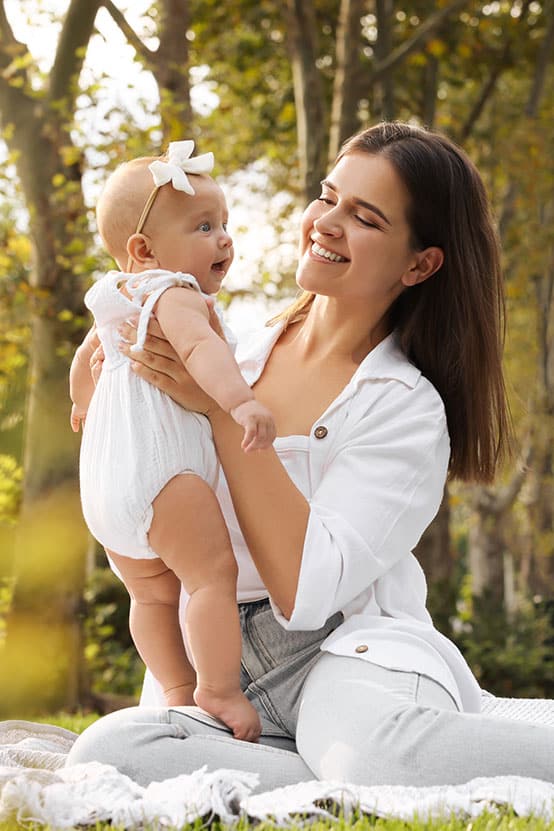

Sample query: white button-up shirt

[220,321,482,713]
[142,320,482,712]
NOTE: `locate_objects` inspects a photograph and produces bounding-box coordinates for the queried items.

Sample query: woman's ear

[126,233,159,270]
[402,246,444,287]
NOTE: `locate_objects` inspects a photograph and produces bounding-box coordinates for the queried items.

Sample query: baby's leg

[149,473,261,742]
[107,550,196,706]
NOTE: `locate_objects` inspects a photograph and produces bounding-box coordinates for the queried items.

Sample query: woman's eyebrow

[320,179,391,226]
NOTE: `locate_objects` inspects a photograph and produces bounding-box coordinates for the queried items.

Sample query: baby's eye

[199,221,211,232]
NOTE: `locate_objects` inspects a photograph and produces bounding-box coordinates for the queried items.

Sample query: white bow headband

[134,140,214,235]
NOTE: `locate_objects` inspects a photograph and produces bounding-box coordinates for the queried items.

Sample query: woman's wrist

[206,403,228,429]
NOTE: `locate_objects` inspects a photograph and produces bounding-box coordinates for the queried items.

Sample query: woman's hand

[118,317,216,414]
[90,343,105,385]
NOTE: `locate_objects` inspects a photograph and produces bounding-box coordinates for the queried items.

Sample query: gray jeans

[66,599,554,789]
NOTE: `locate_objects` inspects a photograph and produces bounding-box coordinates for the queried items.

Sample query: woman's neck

[289,295,392,365]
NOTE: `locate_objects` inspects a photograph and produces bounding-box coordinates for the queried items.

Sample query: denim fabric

[239,599,343,737]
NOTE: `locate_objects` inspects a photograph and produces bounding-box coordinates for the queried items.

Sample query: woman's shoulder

[348,333,447,435]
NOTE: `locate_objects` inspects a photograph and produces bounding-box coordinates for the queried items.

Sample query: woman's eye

[357,216,379,229]
[199,221,211,232]
[317,195,334,205]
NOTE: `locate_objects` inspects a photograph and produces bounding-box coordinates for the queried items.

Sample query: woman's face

[297,152,427,307]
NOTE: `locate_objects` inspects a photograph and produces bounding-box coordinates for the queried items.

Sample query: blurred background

[0,0,552,718]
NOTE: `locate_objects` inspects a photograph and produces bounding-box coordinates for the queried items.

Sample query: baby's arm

[69,325,99,432]
[155,288,275,451]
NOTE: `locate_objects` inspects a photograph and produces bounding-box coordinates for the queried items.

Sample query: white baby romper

[79,269,220,559]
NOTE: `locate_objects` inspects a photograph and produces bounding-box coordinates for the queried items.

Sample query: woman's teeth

[311,242,347,262]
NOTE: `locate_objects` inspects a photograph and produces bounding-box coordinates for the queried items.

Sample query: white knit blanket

[1,694,554,828]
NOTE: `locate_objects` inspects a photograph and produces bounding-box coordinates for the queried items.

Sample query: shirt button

[355,644,368,654]
[314,425,328,439]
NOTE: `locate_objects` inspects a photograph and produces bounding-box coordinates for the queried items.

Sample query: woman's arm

[120,319,309,617]
[209,408,310,618]
[120,323,449,628]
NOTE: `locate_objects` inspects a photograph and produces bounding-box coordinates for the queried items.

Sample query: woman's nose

[313,209,343,237]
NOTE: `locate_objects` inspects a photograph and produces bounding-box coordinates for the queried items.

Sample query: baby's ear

[126,233,159,268]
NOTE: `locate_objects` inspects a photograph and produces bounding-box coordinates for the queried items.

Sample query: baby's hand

[70,403,87,433]
[230,399,276,452]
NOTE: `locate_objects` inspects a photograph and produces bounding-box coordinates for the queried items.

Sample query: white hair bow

[148,140,214,196]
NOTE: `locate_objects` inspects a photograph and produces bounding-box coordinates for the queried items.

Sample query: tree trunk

[467,3,554,611]
[528,251,554,596]
[374,0,395,121]
[0,0,101,714]
[414,488,456,632]
[422,55,438,128]
[154,0,192,143]
[468,499,507,602]
[285,0,327,201]
[328,0,365,163]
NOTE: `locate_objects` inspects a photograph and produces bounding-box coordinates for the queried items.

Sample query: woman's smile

[310,240,349,263]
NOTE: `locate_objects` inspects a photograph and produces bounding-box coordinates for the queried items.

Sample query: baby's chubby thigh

[148,470,235,591]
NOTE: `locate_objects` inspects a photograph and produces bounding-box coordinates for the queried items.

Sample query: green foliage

[0,575,14,645]
[83,567,143,698]
[452,590,554,698]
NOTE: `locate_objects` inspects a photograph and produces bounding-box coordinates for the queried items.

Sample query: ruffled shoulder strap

[84,270,130,323]
[126,270,201,352]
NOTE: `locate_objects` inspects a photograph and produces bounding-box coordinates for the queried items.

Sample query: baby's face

[149,176,234,295]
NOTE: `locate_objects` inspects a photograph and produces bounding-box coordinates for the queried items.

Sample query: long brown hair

[271,122,512,483]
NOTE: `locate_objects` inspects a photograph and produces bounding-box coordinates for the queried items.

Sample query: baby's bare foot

[194,686,261,742]
[164,682,196,707]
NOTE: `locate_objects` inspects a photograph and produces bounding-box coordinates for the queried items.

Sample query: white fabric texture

[80,269,220,559]
[1,706,554,827]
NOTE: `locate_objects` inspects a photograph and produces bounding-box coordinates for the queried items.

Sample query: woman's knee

[66,707,168,770]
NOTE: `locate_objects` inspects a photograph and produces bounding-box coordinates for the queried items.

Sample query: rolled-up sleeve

[274,381,450,630]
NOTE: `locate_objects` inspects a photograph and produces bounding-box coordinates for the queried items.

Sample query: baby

[70,141,275,741]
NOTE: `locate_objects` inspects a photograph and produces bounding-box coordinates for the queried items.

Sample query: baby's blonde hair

[96,157,159,268]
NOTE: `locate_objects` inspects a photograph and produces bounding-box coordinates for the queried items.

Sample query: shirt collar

[237,321,421,390]
[353,330,421,389]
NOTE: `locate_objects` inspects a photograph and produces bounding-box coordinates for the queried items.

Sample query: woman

[67,122,553,788]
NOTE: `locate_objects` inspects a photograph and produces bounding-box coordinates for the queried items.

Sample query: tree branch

[473,435,533,515]
[458,0,531,142]
[100,0,155,65]
[0,2,33,115]
[0,1,21,48]
[525,0,554,117]
[49,0,103,101]
[499,0,554,234]
[0,1,28,72]
[368,0,469,86]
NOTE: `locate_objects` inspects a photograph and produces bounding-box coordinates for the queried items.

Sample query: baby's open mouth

[211,259,227,273]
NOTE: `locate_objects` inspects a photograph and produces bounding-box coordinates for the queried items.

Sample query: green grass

[35,710,99,733]
[1,813,553,831]
[1,714,553,830]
